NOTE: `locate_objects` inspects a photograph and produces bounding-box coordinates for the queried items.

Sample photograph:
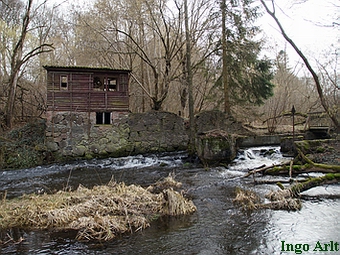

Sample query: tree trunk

[289,174,340,197]
[5,72,19,128]
[5,0,32,128]
[260,0,339,132]
[221,0,231,115]
[184,0,195,155]
[3,0,53,128]
[266,173,340,200]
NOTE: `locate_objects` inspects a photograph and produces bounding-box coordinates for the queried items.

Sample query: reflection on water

[255,200,340,255]
[1,147,339,254]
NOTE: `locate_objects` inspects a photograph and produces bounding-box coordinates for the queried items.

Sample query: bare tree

[2,0,53,128]
[259,50,319,132]
[71,0,222,115]
[221,0,231,115]
[260,0,339,131]
[75,0,185,111]
[184,0,195,153]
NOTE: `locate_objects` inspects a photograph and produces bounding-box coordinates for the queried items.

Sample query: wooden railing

[306,112,331,129]
[47,91,129,112]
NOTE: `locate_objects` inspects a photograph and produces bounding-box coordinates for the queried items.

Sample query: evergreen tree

[213,0,274,110]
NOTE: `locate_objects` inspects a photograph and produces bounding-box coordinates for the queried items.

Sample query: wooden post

[291,105,296,140]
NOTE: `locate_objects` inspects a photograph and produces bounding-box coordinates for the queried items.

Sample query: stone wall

[237,135,281,147]
[45,111,188,159]
[128,111,188,154]
[195,110,251,135]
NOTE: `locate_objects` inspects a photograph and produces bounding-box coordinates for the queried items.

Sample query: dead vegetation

[236,173,338,211]
[235,139,340,211]
[0,175,196,243]
[233,188,261,211]
[233,187,302,211]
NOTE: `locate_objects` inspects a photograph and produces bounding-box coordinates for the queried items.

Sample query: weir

[237,134,282,147]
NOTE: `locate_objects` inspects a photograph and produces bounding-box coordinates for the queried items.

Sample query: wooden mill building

[44,66,130,124]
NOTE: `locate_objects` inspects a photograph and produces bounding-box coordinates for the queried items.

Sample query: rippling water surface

[1,147,339,254]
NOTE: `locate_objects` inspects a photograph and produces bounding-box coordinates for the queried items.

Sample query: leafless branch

[260,0,339,131]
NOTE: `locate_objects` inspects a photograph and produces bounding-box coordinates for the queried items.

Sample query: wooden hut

[44,66,130,124]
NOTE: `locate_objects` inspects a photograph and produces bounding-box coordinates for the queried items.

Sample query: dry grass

[233,188,261,211]
[147,172,183,193]
[0,175,196,241]
[233,187,302,211]
[264,189,302,211]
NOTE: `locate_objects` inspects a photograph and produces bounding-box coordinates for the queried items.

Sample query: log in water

[1,147,339,254]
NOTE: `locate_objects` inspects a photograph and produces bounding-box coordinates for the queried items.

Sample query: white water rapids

[0,146,339,255]
[228,146,290,171]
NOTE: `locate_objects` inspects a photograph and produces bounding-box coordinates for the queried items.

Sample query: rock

[105,144,116,153]
[73,145,86,157]
[90,144,100,154]
[46,141,59,152]
[195,110,252,135]
[99,138,109,145]
[196,130,237,166]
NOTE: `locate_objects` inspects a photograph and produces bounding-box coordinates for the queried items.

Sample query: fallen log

[264,164,339,175]
[243,163,289,178]
[244,150,339,176]
[243,146,339,177]
[253,178,307,185]
[288,173,340,197]
[266,173,340,200]
[235,174,340,211]
[297,148,340,172]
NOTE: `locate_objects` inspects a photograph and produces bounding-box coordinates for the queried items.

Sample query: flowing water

[1,147,339,255]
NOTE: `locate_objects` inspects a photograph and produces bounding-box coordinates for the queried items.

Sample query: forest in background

[0,0,339,133]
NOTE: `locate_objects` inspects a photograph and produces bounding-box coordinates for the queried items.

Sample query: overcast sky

[257,0,339,73]
[45,0,339,74]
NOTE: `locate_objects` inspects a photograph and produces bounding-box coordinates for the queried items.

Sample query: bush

[0,119,46,169]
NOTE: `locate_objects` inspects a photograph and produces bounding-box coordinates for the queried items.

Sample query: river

[1,147,339,254]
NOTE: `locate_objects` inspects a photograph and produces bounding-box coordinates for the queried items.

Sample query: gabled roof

[43,65,131,73]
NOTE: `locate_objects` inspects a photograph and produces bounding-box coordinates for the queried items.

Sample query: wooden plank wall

[47,71,129,112]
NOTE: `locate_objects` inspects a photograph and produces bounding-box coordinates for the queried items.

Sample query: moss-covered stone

[90,144,100,154]
[73,145,86,157]
[2,111,254,168]
[295,140,310,153]
[196,131,237,166]
[316,146,326,153]
[99,138,109,145]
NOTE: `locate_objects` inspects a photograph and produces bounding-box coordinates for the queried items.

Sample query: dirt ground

[311,139,340,166]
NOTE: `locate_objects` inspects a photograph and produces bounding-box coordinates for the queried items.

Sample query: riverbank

[0,119,48,169]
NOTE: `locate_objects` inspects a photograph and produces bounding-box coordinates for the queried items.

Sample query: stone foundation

[45,111,189,159]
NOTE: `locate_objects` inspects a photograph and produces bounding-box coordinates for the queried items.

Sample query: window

[96,112,111,124]
[107,78,117,91]
[60,75,68,89]
[93,76,104,90]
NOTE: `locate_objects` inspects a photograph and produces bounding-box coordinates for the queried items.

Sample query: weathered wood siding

[46,69,129,112]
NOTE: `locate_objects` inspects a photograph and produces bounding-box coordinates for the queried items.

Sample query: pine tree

[215,0,274,112]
